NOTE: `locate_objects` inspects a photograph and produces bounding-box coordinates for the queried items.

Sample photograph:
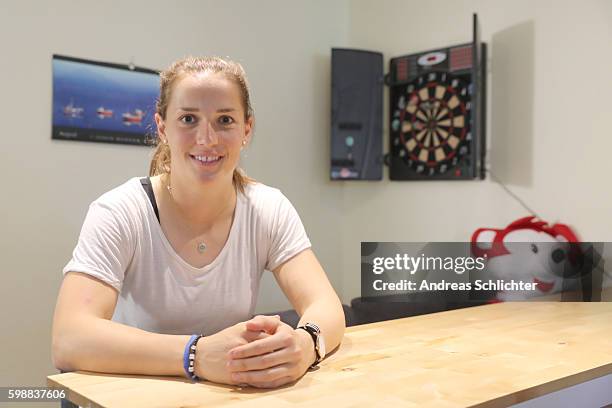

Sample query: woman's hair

[148,56,254,192]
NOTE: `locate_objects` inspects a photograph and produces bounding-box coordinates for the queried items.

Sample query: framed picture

[52,54,159,146]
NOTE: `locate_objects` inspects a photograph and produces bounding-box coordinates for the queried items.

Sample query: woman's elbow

[52,302,95,372]
[337,297,347,326]
[52,333,71,372]
[336,301,347,338]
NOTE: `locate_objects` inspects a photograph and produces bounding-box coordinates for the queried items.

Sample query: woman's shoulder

[243,181,282,196]
[90,177,146,215]
[240,181,301,224]
[77,178,146,239]
[241,181,286,207]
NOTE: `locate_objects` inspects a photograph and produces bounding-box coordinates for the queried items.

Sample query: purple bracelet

[183,334,204,381]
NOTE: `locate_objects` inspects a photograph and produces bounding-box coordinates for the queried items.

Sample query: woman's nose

[196,121,218,145]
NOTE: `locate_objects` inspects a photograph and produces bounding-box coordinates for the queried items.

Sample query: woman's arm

[226,249,345,387]
[52,271,269,383]
[52,272,189,376]
[272,248,345,355]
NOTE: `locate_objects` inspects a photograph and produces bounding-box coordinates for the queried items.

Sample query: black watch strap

[297,324,322,367]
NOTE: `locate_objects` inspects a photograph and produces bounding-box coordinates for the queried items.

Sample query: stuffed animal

[470,216,588,301]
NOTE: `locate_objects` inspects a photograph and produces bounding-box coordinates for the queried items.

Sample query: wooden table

[47,302,612,407]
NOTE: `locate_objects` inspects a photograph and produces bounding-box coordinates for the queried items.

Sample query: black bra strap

[140,177,160,223]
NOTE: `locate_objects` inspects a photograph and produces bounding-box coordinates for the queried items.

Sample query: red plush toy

[471,216,583,301]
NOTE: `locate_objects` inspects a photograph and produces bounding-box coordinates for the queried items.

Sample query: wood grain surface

[47,302,612,407]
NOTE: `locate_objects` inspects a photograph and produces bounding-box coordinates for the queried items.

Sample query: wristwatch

[297,323,326,368]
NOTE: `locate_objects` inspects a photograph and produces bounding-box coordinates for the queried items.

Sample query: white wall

[2,0,611,398]
[0,0,349,391]
[341,0,612,301]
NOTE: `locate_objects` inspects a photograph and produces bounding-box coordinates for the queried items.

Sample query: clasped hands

[195,315,316,388]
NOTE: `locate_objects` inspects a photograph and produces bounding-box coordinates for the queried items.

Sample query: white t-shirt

[63,178,311,336]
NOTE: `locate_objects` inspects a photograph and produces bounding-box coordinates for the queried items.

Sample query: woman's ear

[155,113,166,143]
[243,116,254,145]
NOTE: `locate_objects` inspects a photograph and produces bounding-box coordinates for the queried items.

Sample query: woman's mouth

[190,154,223,167]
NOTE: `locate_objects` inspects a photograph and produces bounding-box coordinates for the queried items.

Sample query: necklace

[166,180,207,254]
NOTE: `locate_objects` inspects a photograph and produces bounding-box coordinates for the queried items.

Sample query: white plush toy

[471,216,585,301]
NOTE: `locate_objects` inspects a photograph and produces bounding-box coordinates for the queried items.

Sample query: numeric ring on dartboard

[392,72,471,175]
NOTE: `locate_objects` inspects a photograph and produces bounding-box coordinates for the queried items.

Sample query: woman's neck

[161,173,236,229]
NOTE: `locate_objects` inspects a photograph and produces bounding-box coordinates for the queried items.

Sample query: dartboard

[391,71,472,176]
[387,37,486,180]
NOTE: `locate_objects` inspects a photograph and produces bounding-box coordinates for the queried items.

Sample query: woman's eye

[180,115,196,124]
[219,116,234,125]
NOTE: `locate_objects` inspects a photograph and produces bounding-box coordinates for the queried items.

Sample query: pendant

[197,242,207,253]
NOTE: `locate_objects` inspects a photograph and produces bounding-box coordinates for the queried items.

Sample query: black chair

[350,292,483,324]
[61,398,78,408]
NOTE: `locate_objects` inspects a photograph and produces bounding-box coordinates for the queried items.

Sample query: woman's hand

[226,315,316,388]
[194,319,272,385]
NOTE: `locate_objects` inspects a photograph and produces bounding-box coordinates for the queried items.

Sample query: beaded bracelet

[183,334,204,381]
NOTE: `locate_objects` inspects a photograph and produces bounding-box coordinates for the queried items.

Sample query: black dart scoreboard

[331,14,486,181]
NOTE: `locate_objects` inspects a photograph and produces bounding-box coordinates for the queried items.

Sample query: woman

[52,56,345,389]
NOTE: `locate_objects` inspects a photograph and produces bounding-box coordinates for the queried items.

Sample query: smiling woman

[52,56,345,389]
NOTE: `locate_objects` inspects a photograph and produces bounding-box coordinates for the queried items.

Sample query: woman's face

[156,72,252,188]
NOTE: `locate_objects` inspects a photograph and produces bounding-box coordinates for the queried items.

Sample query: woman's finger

[229,329,293,359]
[227,346,298,372]
[244,315,281,334]
[242,330,271,343]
